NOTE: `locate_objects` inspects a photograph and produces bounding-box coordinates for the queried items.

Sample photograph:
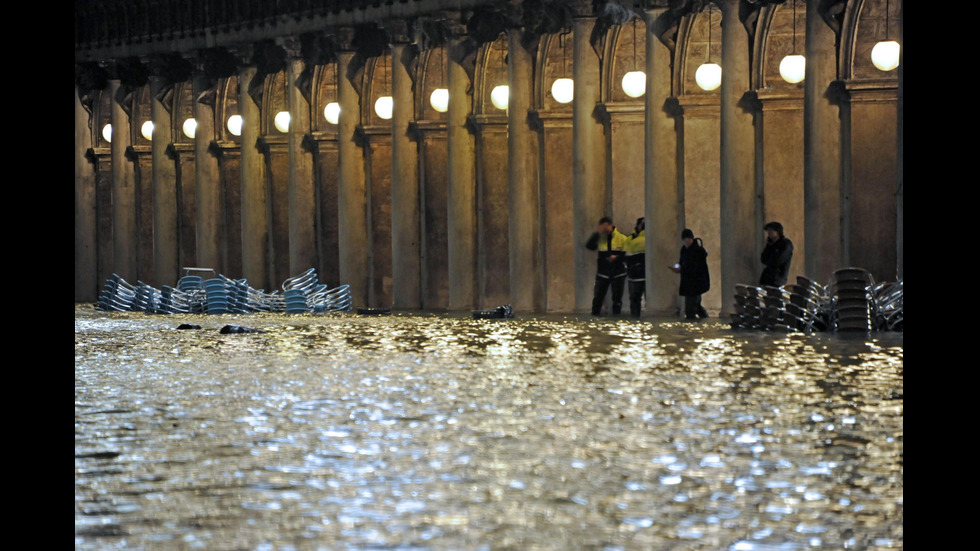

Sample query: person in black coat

[670,228,710,320]
[759,221,794,287]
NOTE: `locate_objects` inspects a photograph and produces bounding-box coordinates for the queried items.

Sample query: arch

[841,0,902,81]
[753,0,807,90]
[538,30,574,110]
[675,4,722,97]
[312,60,339,133]
[416,46,449,120]
[473,35,508,115]
[604,16,646,103]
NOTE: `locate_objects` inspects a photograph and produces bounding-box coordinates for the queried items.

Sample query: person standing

[759,221,794,287]
[670,228,710,320]
[625,217,646,317]
[586,216,629,316]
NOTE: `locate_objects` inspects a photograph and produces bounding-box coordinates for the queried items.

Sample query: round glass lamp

[430,88,449,113]
[182,118,197,139]
[102,123,112,143]
[227,115,243,136]
[779,54,806,84]
[375,96,393,120]
[490,85,509,110]
[551,78,573,104]
[324,102,340,125]
[695,62,722,91]
[871,40,900,71]
[622,71,646,98]
[274,111,290,133]
[141,121,154,141]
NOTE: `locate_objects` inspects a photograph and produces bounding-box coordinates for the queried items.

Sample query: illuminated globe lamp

[430,88,449,113]
[779,54,806,84]
[551,78,573,104]
[274,111,290,133]
[871,40,900,72]
[141,121,154,141]
[102,123,112,143]
[182,118,197,139]
[375,96,393,120]
[227,114,243,136]
[695,62,722,91]
[490,85,509,110]
[622,71,646,98]
[324,102,340,125]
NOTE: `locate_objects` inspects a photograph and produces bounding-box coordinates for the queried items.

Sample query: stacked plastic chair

[97,273,138,312]
[203,278,232,314]
[782,276,829,333]
[177,273,206,313]
[731,284,763,329]
[309,284,353,312]
[873,278,903,331]
[829,267,875,332]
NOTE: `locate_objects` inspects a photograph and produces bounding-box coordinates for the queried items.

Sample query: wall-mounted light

[491,85,509,110]
[779,1,806,83]
[324,102,340,124]
[871,0,900,71]
[182,118,197,139]
[696,7,722,91]
[141,121,154,140]
[430,88,449,112]
[274,111,290,132]
[622,19,646,98]
[102,123,112,143]
[227,114,243,136]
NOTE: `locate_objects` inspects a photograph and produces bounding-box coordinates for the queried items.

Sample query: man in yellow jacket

[624,217,646,317]
[585,216,629,316]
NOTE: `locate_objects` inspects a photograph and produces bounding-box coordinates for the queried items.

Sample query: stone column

[803,0,842,283]
[718,0,756,312]
[896,3,903,280]
[507,28,540,312]
[109,78,137,282]
[446,34,477,310]
[644,7,680,315]
[336,47,369,307]
[75,86,98,302]
[193,73,222,271]
[239,64,269,290]
[390,41,422,309]
[572,10,606,312]
[150,76,178,287]
[287,54,317,276]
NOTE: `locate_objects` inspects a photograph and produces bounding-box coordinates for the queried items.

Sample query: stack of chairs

[309,284,353,312]
[134,282,163,313]
[782,276,829,333]
[731,284,764,329]
[177,273,207,313]
[204,278,232,314]
[159,285,194,314]
[282,268,320,313]
[97,273,138,312]
[873,278,903,331]
[758,286,796,332]
[829,267,875,332]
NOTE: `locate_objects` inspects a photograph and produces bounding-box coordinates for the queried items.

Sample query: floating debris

[472,304,514,319]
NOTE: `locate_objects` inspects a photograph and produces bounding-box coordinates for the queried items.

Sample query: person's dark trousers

[628,279,645,317]
[592,274,626,315]
[684,294,706,320]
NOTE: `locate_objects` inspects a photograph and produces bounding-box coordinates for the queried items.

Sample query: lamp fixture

[324,102,340,124]
[375,54,393,120]
[622,17,646,98]
[779,1,806,84]
[274,111,290,132]
[227,114,243,136]
[182,118,197,139]
[696,7,722,91]
[430,49,449,113]
[141,121,154,140]
[551,32,573,104]
[102,123,112,143]
[871,0,900,71]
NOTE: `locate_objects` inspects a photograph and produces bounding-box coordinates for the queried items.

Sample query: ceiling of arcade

[76,0,899,146]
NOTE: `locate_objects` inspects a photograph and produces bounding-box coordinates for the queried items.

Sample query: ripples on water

[75,305,903,550]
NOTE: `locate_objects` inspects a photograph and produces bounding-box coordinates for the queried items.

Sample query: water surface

[75,305,903,550]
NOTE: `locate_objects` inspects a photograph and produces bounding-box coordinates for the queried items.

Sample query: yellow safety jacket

[587,228,629,277]
[625,230,645,281]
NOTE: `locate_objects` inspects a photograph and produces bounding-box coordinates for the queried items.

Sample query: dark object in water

[357,307,391,315]
[219,325,265,334]
[473,304,514,320]
[176,324,201,330]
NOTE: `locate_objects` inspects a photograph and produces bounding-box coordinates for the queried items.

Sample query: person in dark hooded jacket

[759,221,793,287]
[670,228,710,320]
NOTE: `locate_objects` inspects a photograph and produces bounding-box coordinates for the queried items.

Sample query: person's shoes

[697,307,709,319]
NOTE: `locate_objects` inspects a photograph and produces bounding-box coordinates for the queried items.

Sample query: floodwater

[75,304,903,550]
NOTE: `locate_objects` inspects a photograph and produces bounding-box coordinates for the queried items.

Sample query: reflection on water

[75,305,902,550]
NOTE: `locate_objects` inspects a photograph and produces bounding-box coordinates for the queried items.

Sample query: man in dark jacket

[670,228,710,320]
[759,221,794,287]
